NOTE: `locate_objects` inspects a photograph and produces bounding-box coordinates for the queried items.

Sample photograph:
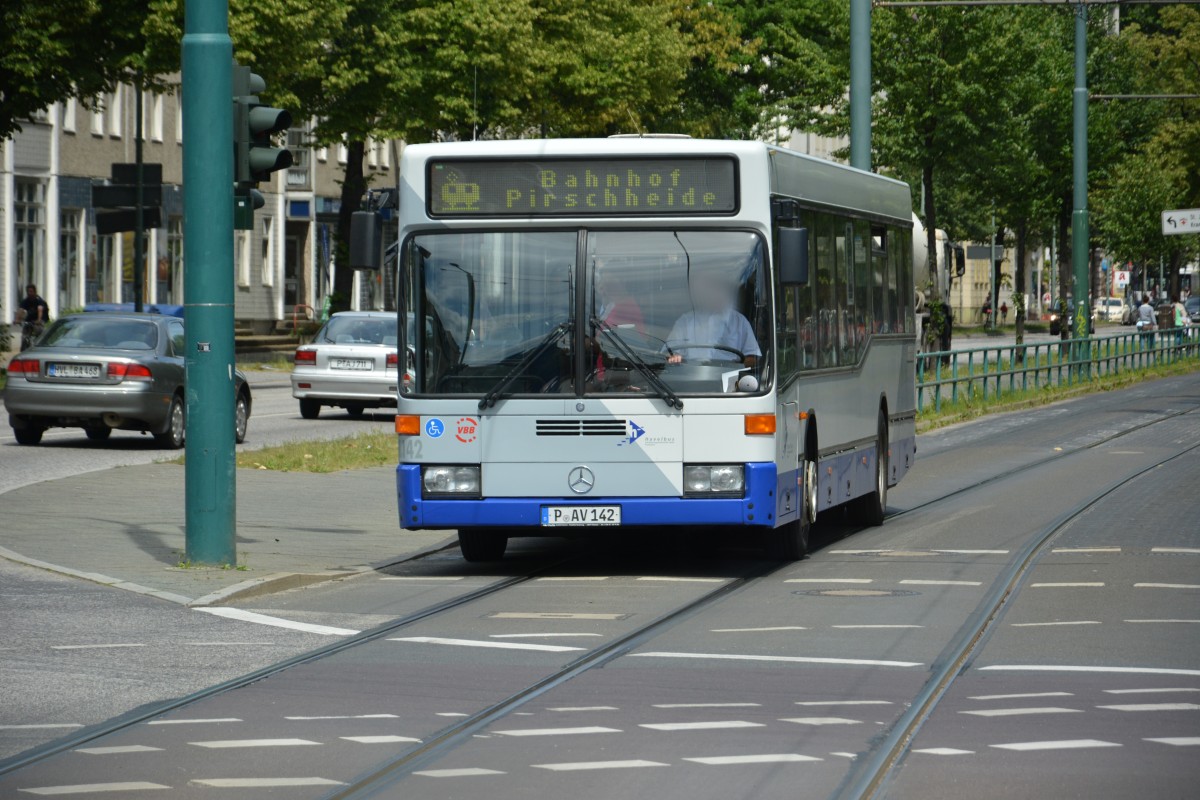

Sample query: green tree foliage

[0,0,166,139]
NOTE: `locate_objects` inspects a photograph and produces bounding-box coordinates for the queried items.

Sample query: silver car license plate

[48,362,101,378]
[541,505,621,527]
[331,358,373,371]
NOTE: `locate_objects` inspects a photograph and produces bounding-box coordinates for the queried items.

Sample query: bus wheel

[458,528,508,562]
[766,517,810,561]
[851,411,888,526]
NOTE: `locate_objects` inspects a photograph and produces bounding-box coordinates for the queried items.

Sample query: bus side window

[814,213,838,369]
[871,226,888,334]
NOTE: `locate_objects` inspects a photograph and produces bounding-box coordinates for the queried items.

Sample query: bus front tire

[766,517,810,561]
[458,528,508,562]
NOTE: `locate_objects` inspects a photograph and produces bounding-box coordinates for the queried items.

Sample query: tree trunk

[332,139,368,312]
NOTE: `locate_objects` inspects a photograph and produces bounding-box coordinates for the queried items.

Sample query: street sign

[96,207,163,235]
[92,185,162,208]
[1115,270,1130,287]
[112,163,163,186]
[1162,208,1200,236]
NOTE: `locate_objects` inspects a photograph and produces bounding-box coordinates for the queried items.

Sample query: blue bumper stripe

[397,462,778,530]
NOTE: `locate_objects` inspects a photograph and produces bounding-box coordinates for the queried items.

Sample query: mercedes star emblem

[568,466,595,494]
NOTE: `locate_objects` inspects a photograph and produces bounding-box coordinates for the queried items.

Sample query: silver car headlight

[422,465,481,496]
[683,464,745,496]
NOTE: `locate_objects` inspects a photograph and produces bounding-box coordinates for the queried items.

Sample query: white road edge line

[195,608,359,636]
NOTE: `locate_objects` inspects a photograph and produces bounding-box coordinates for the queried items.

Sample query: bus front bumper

[397,462,778,530]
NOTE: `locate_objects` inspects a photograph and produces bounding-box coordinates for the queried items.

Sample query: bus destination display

[428,157,737,217]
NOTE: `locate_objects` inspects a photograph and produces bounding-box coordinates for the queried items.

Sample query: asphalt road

[1,372,1197,798]
[0,373,394,495]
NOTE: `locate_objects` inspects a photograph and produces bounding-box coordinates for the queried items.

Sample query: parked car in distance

[1186,296,1199,324]
[1093,297,1124,322]
[292,311,406,419]
[5,312,251,447]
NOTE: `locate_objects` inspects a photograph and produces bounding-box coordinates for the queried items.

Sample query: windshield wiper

[478,322,571,410]
[590,316,683,410]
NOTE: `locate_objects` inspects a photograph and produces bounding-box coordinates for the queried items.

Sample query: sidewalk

[0,462,454,606]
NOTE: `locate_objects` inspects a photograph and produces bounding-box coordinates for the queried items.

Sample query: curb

[0,535,459,608]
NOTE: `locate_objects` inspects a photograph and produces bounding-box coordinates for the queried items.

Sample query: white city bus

[388,137,917,561]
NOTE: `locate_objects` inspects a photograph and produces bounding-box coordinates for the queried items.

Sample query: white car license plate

[48,363,101,378]
[331,358,373,371]
[541,505,621,527]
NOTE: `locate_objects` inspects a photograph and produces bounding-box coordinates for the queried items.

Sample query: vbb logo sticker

[455,416,478,443]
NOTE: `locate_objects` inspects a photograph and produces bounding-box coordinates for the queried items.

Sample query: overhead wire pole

[850,0,872,171]
[181,0,237,565]
[1071,1,1091,375]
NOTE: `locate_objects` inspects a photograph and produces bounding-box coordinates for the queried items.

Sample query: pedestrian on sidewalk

[1000,301,1008,325]
[1136,294,1156,349]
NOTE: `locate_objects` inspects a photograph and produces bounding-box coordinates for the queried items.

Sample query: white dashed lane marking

[780,717,862,726]
[913,747,974,756]
[414,768,505,778]
[1145,737,1200,746]
[189,738,320,749]
[188,778,344,788]
[490,633,601,639]
[636,576,724,583]
[684,754,823,765]
[75,745,163,755]
[493,726,621,737]
[1103,688,1200,694]
[533,760,668,771]
[832,624,923,629]
[379,576,463,581]
[536,576,609,581]
[785,578,874,584]
[1052,547,1120,554]
[548,706,618,712]
[1134,583,1200,589]
[389,637,584,653]
[1028,583,1104,588]
[1011,621,1101,627]
[1151,548,1200,554]
[490,612,624,621]
[969,692,1073,701]
[340,735,421,744]
[795,701,891,706]
[285,714,398,720]
[990,739,1121,752]
[653,703,761,709]
[18,781,171,795]
[639,721,764,731]
[50,644,145,650]
[899,580,982,586]
[980,665,1200,677]
[711,626,809,632]
[630,652,922,668]
[147,718,241,725]
[0,724,83,730]
[1096,703,1200,712]
[1125,619,1200,624]
[195,608,358,636]
[960,707,1082,717]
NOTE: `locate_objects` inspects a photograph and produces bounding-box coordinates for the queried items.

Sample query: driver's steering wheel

[669,343,746,361]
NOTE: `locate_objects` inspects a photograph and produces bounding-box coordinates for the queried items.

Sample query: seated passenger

[666,271,761,367]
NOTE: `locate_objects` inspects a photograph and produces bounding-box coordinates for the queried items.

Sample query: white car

[291,311,403,418]
[1093,297,1124,322]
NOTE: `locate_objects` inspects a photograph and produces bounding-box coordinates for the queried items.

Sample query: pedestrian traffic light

[232,62,293,186]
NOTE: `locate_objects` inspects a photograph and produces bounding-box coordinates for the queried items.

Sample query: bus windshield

[406,229,768,398]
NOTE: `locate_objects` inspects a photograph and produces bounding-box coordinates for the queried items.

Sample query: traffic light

[232,62,293,186]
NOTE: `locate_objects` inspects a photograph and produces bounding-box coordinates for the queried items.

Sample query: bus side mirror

[779,227,809,286]
[954,245,966,278]
[349,210,382,270]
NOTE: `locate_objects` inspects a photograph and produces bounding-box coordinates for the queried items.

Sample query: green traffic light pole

[181,0,237,565]
[849,0,872,172]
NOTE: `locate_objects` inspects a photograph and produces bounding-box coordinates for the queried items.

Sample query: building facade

[1,85,401,332]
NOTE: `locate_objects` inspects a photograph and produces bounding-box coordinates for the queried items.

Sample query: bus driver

[666,270,760,367]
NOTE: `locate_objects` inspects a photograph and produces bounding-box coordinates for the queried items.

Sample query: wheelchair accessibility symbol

[425,418,445,438]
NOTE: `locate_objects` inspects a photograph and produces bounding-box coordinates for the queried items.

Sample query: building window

[59,209,82,310]
[89,234,116,303]
[261,216,275,287]
[14,179,47,307]
[367,138,379,169]
[286,128,310,188]
[175,93,183,143]
[63,99,77,133]
[167,216,184,303]
[236,230,251,287]
[108,88,122,138]
[149,92,164,142]
[380,141,391,170]
[337,140,348,164]
[91,97,105,136]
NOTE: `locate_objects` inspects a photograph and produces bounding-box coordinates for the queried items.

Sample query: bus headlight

[683,464,745,496]
[422,465,481,496]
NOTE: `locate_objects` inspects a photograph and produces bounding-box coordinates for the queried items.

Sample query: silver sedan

[291,311,403,419]
[4,312,251,448]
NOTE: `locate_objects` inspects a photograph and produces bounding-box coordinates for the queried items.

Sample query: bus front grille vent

[536,419,627,437]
